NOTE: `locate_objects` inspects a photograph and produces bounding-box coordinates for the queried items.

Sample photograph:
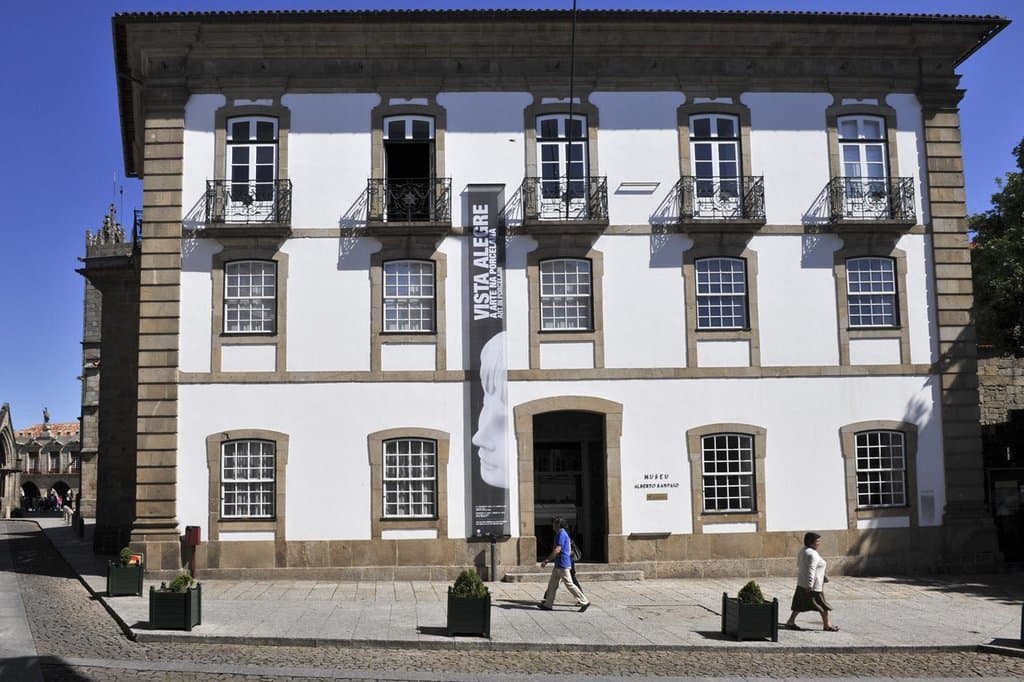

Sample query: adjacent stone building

[0,404,18,519]
[12,415,81,511]
[105,9,1007,578]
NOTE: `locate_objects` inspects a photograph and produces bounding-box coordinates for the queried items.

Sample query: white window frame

[701,433,756,513]
[224,260,277,334]
[689,114,741,216]
[382,438,438,519]
[383,115,435,142]
[854,430,907,508]
[48,452,60,474]
[846,256,898,328]
[536,113,589,219]
[225,116,279,222]
[539,258,593,331]
[382,260,435,333]
[695,257,748,330]
[221,439,276,519]
[838,115,889,218]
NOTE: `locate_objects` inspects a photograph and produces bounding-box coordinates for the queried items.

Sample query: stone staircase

[502,563,645,582]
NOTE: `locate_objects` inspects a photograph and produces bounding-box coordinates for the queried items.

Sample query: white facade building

[106,9,1007,577]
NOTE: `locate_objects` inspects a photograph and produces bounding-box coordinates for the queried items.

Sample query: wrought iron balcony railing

[677,176,765,222]
[827,177,915,223]
[521,176,609,223]
[205,179,293,225]
[367,178,452,224]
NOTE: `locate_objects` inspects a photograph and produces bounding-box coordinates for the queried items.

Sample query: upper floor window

[226,116,278,220]
[846,257,898,328]
[536,114,589,218]
[854,430,906,508]
[379,115,437,221]
[539,258,593,331]
[695,257,748,330]
[383,260,435,333]
[837,115,891,219]
[382,438,437,519]
[27,453,38,473]
[224,260,277,334]
[221,439,276,519]
[48,452,60,473]
[701,433,755,512]
[690,114,741,214]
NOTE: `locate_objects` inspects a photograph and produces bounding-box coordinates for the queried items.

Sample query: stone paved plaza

[2,519,1024,681]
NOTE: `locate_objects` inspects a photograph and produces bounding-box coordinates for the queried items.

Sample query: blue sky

[0,0,1020,429]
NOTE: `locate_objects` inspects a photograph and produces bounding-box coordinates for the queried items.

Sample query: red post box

[184,525,201,546]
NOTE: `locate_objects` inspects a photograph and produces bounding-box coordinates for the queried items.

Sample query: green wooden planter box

[107,562,143,597]
[446,589,491,638]
[721,593,778,642]
[149,583,202,631]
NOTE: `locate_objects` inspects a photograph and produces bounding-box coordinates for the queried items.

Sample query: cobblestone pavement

[6,521,1024,680]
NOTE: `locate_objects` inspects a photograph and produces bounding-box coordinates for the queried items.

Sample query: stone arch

[513,395,623,564]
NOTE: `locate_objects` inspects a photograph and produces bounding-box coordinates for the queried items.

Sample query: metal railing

[677,176,765,222]
[521,176,608,222]
[367,178,452,224]
[205,179,293,225]
[827,177,915,223]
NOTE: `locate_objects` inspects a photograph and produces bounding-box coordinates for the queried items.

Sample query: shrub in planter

[149,574,201,631]
[722,580,778,642]
[107,547,144,597]
[446,569,490,638]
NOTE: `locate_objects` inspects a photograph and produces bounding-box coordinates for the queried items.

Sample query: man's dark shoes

[578,603,590,612]
[537,604,552,610]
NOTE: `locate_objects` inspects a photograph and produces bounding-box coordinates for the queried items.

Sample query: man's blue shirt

[555,528,572,569]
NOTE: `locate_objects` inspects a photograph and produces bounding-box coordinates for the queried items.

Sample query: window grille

[701,433,755,512]
[695,257,748,329]
[855,430,906,507]
[383,260,435,332]
[221,440,275,518]
[383,438,437,518]
[539,258,593,331]
[224,260,277,333]
[846,257,897,327]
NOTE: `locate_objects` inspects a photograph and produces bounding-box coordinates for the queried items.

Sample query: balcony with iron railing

[676,176,766,229]
[520,176,609,232]
[204,179,292,238]
[826,177,916,228]
[366,178,452,235]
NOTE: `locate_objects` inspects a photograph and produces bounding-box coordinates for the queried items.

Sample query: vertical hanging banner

[466,184,510,538]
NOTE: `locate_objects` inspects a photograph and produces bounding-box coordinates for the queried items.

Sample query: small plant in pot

[149,573,201,631]
[106,546,144,597]
[446,569,490,638]
[722,580,778,642]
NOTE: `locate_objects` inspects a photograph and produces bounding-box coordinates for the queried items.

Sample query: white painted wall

[888,93,929,224]
[696,341,750,368]
[539,342,594,369]
[182,94,224,228]
[849,338,901,365]
[179,240,219,373]
[221,345,276,373]
[899,233,936,365]
[381,344,436,371]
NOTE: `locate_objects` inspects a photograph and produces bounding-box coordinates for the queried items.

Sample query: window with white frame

[382,438,437,518]
[701,433,755,512]
[846,257,898,328]
[838,115,889,217]
[539,258,593,331]
[695,257,748,329]
[383,260,435,333]
[536,114,588,217]
[224,260,277,334]
[854,430,906,507]
[226,116,278,220]
[690,114,740,214]
[221,440,275,518]
[48,452,60,473]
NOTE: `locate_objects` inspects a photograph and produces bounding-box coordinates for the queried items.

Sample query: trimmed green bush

[166,574,195,593]
[118,547,134,566]
[737,580,766,604]
[451,569,488,598]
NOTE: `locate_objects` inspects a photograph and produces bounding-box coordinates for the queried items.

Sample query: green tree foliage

[971,139,1024,355]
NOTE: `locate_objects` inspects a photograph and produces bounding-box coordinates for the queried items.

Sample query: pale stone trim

[370,98,447,181]
[512,396,623,563]
[369,240,447,373]
[686,423,767,534]
[838,420,919,529]
[527,242,605,370]
[683,236,761,368]
[211,247,289,376]
[676,101,753,180]
[833,240,910,367]
[367,427,450,539]
[523,98,600,179]
[213,100,291,182]
[205,429,289,544]
[825,101,901,181]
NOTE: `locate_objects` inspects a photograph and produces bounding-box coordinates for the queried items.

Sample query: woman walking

[784,532,839,631]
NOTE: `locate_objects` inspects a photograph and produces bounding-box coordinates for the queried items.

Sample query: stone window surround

[686,423,767,533]
[825,101,901,182]
[676,100,753,179]
[205,428,289,542]
[682,236,761,368]
[213,101,291,182]
[523,98,600,179]
[210,245,289,376]
[838,419,918,528]
[369,240,447,373]
[367,427,450,539]
[833,238,910,367]
[512,396,623,562]
[526,240,605,370]
[370,98,448,181]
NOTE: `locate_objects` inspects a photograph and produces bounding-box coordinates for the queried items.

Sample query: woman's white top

[796,546,827,591]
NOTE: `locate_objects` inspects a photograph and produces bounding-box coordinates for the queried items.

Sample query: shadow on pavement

[873,574,1024,605]
[416,625,450,637]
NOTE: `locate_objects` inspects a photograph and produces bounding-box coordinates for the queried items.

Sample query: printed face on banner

[472,332,508,489]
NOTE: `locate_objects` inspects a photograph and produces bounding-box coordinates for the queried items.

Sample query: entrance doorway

[383,115,435,221]
[533,411,607,563]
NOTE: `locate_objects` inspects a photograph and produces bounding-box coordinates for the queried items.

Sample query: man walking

[539,517,590,612]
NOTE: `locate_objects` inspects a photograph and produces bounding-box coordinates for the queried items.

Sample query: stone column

[130,91,187,570]
[922,98,1000,569]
